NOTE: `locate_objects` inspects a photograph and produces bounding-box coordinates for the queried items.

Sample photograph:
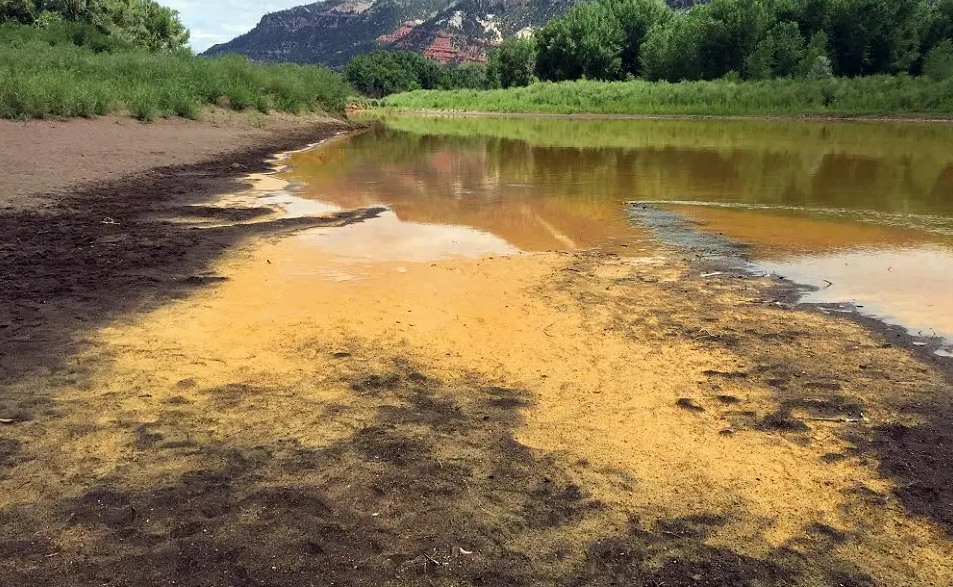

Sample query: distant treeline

[346,0,953,98]
[534,0,953,81]
[344,49,523,98]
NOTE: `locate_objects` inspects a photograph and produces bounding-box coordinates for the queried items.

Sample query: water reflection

[758,247,953,345]
[284,114,953,346]
[300,210,519,262]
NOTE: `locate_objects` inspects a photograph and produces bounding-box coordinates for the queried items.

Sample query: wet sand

[1,126,952,586]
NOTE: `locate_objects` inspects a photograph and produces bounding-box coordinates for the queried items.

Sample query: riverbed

[1,114,951,586]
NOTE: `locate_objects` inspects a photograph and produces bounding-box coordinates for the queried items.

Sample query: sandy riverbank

[0,110,355,210]
[1,120,951,586]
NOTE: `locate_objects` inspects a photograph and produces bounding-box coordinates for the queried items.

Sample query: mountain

[204,0,583,67]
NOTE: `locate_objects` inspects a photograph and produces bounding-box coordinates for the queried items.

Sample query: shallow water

[283,114,953,350]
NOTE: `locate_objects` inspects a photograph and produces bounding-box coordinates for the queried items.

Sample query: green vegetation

[342,39,538,98]
[0,19,352,120]
[378,75,953,116]
[343,45,541,97]
[487,37,536,89]
[532,0,953,82]
[345,50,447,97]
[0,0,189,51]
[349,0,953,117]
[924,39,953,80]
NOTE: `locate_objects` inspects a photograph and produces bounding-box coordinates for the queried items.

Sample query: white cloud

[168,0,322,52]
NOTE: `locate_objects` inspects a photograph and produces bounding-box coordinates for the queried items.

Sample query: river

[282,113,953,353]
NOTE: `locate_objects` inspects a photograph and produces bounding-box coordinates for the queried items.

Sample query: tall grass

[378,77,953,117]
[0,25,353,121]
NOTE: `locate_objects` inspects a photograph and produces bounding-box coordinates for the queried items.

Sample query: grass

[377,77,953,117]
[0,24,353,121]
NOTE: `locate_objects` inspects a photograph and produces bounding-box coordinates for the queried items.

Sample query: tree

[923,39,953,80]
[640,9,707,81]
[441,63,489,90]
[0,0,189,51]
[134,0,189,52]
[772,0,831,39]
[918,0,953,67]
[744,39,774,80]
[534,1,624,81]
[0,0,37,24]
[745,20,806,79]
[796,31,833,78]
[344,50,445,97]
[693,0,773,78]
[826,0,922,76]
[488,37,535,88]
[604,0,672,76]
[393,50,442,89]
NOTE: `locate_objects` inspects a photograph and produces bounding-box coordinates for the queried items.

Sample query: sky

[165,0,316,53]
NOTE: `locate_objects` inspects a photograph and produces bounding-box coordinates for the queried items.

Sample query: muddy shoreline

[0,117,378,389]
[1,121,952,586]
[693,253,953,383]
[671,248,953,540]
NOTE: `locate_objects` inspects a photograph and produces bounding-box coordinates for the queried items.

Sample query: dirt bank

[1,123,952,586]
[0,110,349,210]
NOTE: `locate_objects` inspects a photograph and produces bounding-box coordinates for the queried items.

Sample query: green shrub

[128,88,160,121]
[379,76,953,117]
[923,40,953,81]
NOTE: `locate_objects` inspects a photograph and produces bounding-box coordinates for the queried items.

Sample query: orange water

[283,115,953,348]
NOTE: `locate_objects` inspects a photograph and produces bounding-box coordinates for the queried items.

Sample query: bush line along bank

[377,76,953,117]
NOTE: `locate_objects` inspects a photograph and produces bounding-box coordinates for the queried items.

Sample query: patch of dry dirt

[0,109,344,210]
